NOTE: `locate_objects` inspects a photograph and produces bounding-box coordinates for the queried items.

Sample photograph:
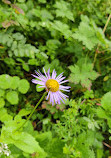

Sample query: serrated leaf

[6,91,19,104]
[69,63,99,89]
[97,108,107,118]
[41,9,53,20]
[52,20,72,39]
[18,79,30,94]
[54,1,74,21]
[72,16,99,50]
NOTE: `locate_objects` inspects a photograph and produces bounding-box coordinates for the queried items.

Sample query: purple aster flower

[32,68,70,105]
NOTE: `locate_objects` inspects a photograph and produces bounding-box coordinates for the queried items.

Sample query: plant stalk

[16,91,47,131]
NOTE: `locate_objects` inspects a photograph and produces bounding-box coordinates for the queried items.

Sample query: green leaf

[45,138,65,158]
[54,1,74,21]
[0,108,12,122]
[1,119,47,157]
[22,63,30,72]
[0,98,5,108]
[18,79,30,94]
[101,92,111,112]
[18,109,31,117]
[40,9,53,21]
[11,76,20,90]
[36,131,52,148]
[6,91,19,104]
[14,132,46,156]
[0,74,12,89]
[52,20,72,39]
[96,149,103,158]
[4,58,15,66]
[46,39,61,50]
[36,84,44,92]
[33,9,53,21]
[72,15,99,50]
[0,89,5,97]
[97,108,107,119]
[69,63,99,89]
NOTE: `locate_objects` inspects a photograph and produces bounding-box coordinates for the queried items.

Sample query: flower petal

[56,72,63,80]
[32,79,45,85]
[43,67,48,78]
[52,69,56,79]
[59,80,69,84]
[46,92,50,100]
[47,68,50,79]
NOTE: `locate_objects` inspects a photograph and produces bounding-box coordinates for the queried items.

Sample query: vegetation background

[0,0,111,157]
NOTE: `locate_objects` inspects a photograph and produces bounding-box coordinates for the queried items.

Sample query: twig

[93,14,111,66]
[103,14,111,34]
[103,142,111,149]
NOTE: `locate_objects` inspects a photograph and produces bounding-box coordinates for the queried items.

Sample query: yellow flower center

[46,79,59,92]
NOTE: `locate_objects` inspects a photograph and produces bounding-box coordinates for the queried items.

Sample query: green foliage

[0,0,111,157]
[97,92,111,129]
[6,91,19,105]
[1,118,47,157]
[54,99,103,158]
[54,1,74,21]
[69,62,99,89]
[36,84,44,92]
[72,15,99,50]
[18,79,30,94]
[72,15,110,50]
[0,98,5,108]
[0,74,29,108]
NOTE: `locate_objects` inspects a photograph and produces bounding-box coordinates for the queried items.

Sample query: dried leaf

[2,20,18,28]
[11,4,24,15]
[2,0,11,5]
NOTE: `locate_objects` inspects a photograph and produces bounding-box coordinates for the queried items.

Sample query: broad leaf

[69,63,99,90]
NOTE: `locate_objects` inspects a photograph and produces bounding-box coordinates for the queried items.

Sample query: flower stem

[93,14,111,66]
[16,92,47,131]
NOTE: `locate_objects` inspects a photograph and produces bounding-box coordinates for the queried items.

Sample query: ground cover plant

[0,0,111,157]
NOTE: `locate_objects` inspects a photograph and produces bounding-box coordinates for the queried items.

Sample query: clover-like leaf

[0,74,12,89]
[11,76,20,90]
[18,79,30,94]
[6,91,19,105]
